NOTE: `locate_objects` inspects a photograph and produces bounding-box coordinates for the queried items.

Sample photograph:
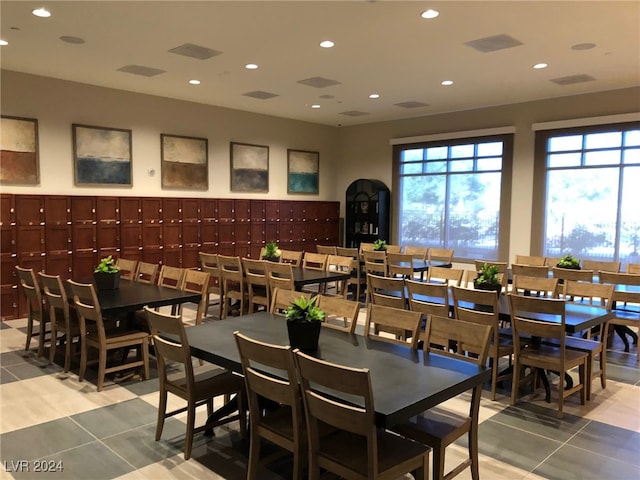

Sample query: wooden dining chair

[280,249,303,267]
[364,303,422,349]
[68,280,149,391]
[358,241,376,256]
[234,331,306,480]
[387,252,414,279]
[294,350,429,480]
[316,294,360,334]
[582,260,621,275]
[405,246,428,261]
[558,280,614,400]
[218,255,248,318]
[452,286,512,401]
[627,263,640,274]
[145,307,245,460]
[242,258,270,313]
[385,244,403,254]
[392,315,491,480]
[316,245,337,255]
[600,270,640,361]
[363,250,387,278]
[514,255,546,266]
[511,264,550,279]
[508,294,588,418]
[39,272,81,371]
[367,273,406,309]
[428,248,454,264]
[115,257,138,281]
[512,275,559,298]
[301,252,328,294]
[427,266,465,286]
[135,261,159,285]
[179,269,211,325]
[336,247,364,300]
[157,265,186,289]
[15,265,49,357]
[406,279,451,343]
[544,256,563,268]
[266,261,295,296]
[270,288,311,316]
[325,254,355,298]
[199,252,223,320]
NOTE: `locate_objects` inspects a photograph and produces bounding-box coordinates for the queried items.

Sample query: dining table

[290,266,351,290]
[185,311,490,429]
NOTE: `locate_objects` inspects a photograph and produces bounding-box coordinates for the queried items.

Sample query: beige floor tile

[444,444,535,480]
[0,328,30,354]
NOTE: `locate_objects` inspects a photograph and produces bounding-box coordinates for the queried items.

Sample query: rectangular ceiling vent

[465,34,523,53]
[339,110,370,117]
[550,74,596,85]
[168,43,222,60]
[297,77,341,88]
[394,101,429,109]
[243,91,279,100]
[117,65,166,77]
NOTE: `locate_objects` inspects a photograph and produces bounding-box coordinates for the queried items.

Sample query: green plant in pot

[373,239,387,251]
[262,241,281,262]
[557,253,581,270]
[473,262,502,295]
[93,255,121,290]
[285,295,325,351]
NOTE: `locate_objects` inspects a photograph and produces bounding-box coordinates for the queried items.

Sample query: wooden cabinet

[70,196,97,278]
[44,196,72,277]
[345,179,390,249]
[96,197,120,260]
[181,198,201,268]
[1,194,18,320]
[120,197,142,261]
[141,198,162,264]
[162,198,182,267]
[200,199,218,253]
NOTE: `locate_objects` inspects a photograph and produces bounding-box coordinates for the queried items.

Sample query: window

[394,134,513,261]
[536,122,640,267]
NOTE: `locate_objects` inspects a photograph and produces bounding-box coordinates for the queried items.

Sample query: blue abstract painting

[288,149,318,194]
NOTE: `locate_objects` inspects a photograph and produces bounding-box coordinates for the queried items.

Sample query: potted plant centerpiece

[556,253,581,270]
[373,239,388,252]
[94,255,121,290]
[285,295,325,351]
[262,241,281,262]
[473,262,502,295]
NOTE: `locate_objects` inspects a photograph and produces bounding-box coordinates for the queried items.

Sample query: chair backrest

[115,258,138,281]
[511,263,550,279]
[217,254,243,283]
[280,249,303,266]
[234,331,304,452]
[180,269,211,323]
[16,266,43,317]
[199,252,222,293]
[386,252,414,278]
[428,248,454,263]
[426,266,464,286]
[514,255,545,266]
[552,267,594,283]
[452,286,500,346]
[144,306,194,388]
[385,244,403,254]
[473,260,508,290]
[364,303,422,348]
[544,256,562,267]
[367,273,406,309]
[67,279,106,335]
[627,263,640,274]
[270,287,311,315]
[316,294,360,334]
[326,255,356,297]
[266,261,295,293]
[424,315,491,366]
[242,258,268,285]
[336,247,358,258]
[508,294,567,350]
[136,261,159,284]
[599,270,640,308]
[158,265,185,289]
[359,242,376,255]
[39,271,70,316]
[363,250,387,276]
[582,260,621,275]
[316,245,337,255]
[404,246,428,261]
[406,279,450,318]
[561,280,614,309]
[303,252,328,271]
[512,274,559,298]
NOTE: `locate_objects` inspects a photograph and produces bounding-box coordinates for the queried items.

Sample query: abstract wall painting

[161,134,208,190]
[73,124,132,186]
[287,149,319,194]
[230,142,269,193]
[0,116,39,185]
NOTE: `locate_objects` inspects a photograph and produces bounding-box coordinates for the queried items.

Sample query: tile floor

[1,305,639,480]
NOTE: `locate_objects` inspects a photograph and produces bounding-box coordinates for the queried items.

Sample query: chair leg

[64,333,72,373]
[600,348,606,389]
[142,339,150,380]
[156,390,167,441]
[79,339,87,382]
[511,360,520,406]
[490,356,498,401]
[97,346,107,392]
[469,424,480,480]
[585,353,593,401]
[49,324,57,365]
[184,402,196,460]
[433,444,446,480]
[25,316,34,352]
[247,435,261,480]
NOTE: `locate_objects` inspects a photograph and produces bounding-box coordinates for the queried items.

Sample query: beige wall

[2,70,639,263]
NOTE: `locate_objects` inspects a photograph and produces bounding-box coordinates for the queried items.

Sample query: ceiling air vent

[243,91,279,100]
[297,77,341,88]
[339,111,370,117]
[465,34,523,53]
[394,101,429,109]
[168,43,222,60]
[117,65,166,77]
[550,74,596,85]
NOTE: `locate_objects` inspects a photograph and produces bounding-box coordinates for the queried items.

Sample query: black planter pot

[473,280,502,295]
[94,271,121,290]
[262,256,281,263]
[286,320,321,352]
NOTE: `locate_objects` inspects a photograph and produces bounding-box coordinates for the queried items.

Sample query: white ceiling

[1,1,639,127]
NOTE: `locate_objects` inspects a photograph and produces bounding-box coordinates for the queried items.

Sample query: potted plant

[93,255,121,290]
[473,262,502,295]
[262,241,281,262]
[285,295,325,351]
[373,239,387,251]
[556,253,581,270]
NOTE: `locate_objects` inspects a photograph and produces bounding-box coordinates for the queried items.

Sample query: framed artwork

[161,134,208,190]
[287,149,319,194]
[73,124,132,186]
[0,116,40,185]
[230,142,269,193]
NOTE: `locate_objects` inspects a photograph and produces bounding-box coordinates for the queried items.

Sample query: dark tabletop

[185,312,489,428]
[291,267,351,288]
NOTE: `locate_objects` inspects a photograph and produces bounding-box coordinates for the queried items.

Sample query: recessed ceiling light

[32,8,51,18]
[421,9,439,19]
[311,104,321,109]
[441,80,454,86]
[245,63,258,70]
[369,93,380,99]
[0,40,8,46]
[320,40,335,48]
[533,63,548,69]
[189,79,201,85]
